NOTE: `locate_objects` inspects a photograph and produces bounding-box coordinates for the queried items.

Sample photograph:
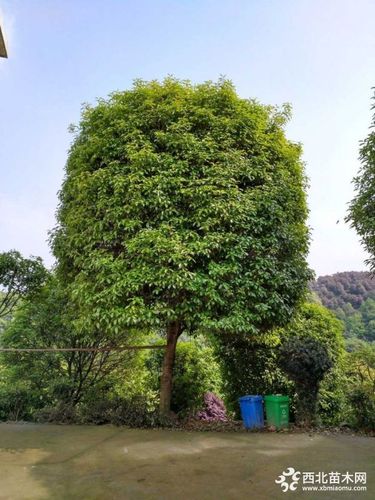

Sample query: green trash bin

[264,395,289,429]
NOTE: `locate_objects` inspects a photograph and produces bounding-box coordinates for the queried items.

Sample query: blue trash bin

[239,395,264,429]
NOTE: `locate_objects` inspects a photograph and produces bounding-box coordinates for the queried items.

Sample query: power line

[0,345,166,352]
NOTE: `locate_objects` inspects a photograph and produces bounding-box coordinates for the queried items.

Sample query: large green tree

[347,92,375,272]
[52,78,311,415]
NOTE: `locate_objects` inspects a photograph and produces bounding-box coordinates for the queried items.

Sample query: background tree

[52,78,311,415]
[0,250,47,320]
[347,92,375,272]
[0,276,151,422]
[310,271,375,342]
[310,271,375,310]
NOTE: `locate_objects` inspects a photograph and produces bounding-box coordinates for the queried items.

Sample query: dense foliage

[51,78,311,414]
[0,277,223,422]
[214,331,290,415]
[335,297,375,342]
[347,93,375,272]
[310,271,375,309]
[279,338,332,426]
[345,343,375,429]
[215,302,345,424]
[279,303,344,362]
[1,284,373,430]
[310,271,375,342]
[146,338,222,415]
[0,277,151,421]
[278,302,345,425]
[0,250,47,320]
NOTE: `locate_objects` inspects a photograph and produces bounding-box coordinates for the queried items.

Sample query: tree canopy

[310,271,375,310]
[52,78,311,414]
[347,92,375,272]
[0,250,47,320]
[279,302,344,363]
[310,271,375,342]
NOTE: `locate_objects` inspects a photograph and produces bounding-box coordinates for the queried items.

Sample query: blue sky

[0,0,374,276]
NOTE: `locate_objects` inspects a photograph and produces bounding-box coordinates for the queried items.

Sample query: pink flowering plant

[196,392,227,422]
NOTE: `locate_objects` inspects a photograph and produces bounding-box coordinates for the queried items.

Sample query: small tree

[279,337,332,426]
[52,78,311,415]
[278,303,345,425]
[0,250,47,320]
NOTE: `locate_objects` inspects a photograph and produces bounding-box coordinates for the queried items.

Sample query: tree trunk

[296,383,318,427]
[159,321,182,417]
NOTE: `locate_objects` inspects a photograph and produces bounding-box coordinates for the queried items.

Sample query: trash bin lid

[239,395,263,402]
[264,394,289,402]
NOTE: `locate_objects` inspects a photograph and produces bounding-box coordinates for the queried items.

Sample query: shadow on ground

[0,423,373,499]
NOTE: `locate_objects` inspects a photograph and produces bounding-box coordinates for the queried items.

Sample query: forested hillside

[310,272,375,342]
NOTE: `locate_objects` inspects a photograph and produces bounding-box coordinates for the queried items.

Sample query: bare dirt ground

[0,423,373,499]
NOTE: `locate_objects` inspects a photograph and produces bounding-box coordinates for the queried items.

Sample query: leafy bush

[279,303,345,363]
[345,344,375,430]
[78,394,159,427]
[317,367,350,426]
[214,331,292,417]
[147,338,223,415]
[35,403,77,424]
[0,382,39,421]
[348,387,375,430]
[34,394,160,428]
[278,302,346,425]
[0,276,156,422]
[278,337,333,426]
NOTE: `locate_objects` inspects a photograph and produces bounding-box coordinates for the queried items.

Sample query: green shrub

[147,338,223,415]
[348,387,375,429]
[216,303,346,423]
[318,367,350,426]
[78,394,160,427]
[345,344,375,430]
[278,302,345,425]
[35,403,77,424]
[0,380,43,421]
[214,332,291,416]
[0,276,159,422]
[279,303,345,363]
[278,337,333,426]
